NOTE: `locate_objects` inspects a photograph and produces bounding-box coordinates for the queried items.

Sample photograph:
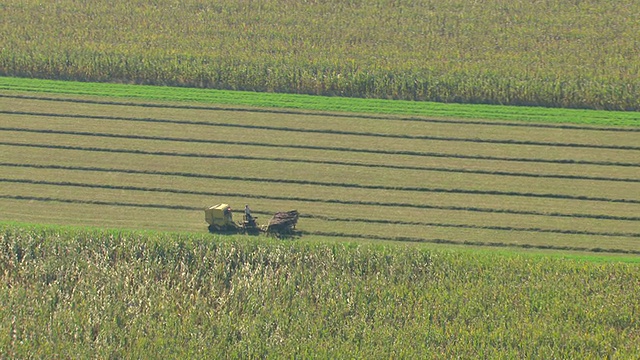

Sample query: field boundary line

[2,176,638,221]
[2,128,639,167]
[4,110,639,151]
[2,93,639,132]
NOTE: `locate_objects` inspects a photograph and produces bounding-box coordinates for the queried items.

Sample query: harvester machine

[205,204,299,237]
[204,204,238,233]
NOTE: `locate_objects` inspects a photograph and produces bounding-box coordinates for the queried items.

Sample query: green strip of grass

[1,76,639,126]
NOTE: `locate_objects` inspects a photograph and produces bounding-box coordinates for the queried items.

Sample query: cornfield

[1,224,639,358]
[1,0,638,110]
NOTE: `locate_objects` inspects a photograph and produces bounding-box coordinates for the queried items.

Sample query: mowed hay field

[1,93,639,254]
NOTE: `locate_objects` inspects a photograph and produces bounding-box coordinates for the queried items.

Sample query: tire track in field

[3,93,639,133]
[1,194,637,238]
[300,231,640,255]
[304,215,640,238]
[0,194,199,211]
[2,128,639,167]
[2,142,639,183]
[4,110,640,151]
[2,177,639,221]
[2,166,638,204]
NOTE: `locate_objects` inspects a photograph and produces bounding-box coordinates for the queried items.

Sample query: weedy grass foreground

[1,223,639,358]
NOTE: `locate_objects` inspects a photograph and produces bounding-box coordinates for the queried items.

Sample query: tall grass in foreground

[1,224,638,358]
[1,0,639,110]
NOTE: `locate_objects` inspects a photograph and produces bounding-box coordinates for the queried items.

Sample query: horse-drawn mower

[204,204,299,237]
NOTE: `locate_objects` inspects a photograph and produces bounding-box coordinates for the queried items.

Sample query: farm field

[2,0,640,357]
[1,86,639,254]
[2,224,639,358]
[1,0,639,110]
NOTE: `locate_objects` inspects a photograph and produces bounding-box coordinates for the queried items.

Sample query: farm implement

[205,203,299,237]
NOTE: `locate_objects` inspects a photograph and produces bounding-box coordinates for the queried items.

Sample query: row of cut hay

[2,177,639,247]
[4,134,640,180]
[4,103,640,147]
[3,112,640,166]
[3,162,639,217]
[2,142,638,202]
